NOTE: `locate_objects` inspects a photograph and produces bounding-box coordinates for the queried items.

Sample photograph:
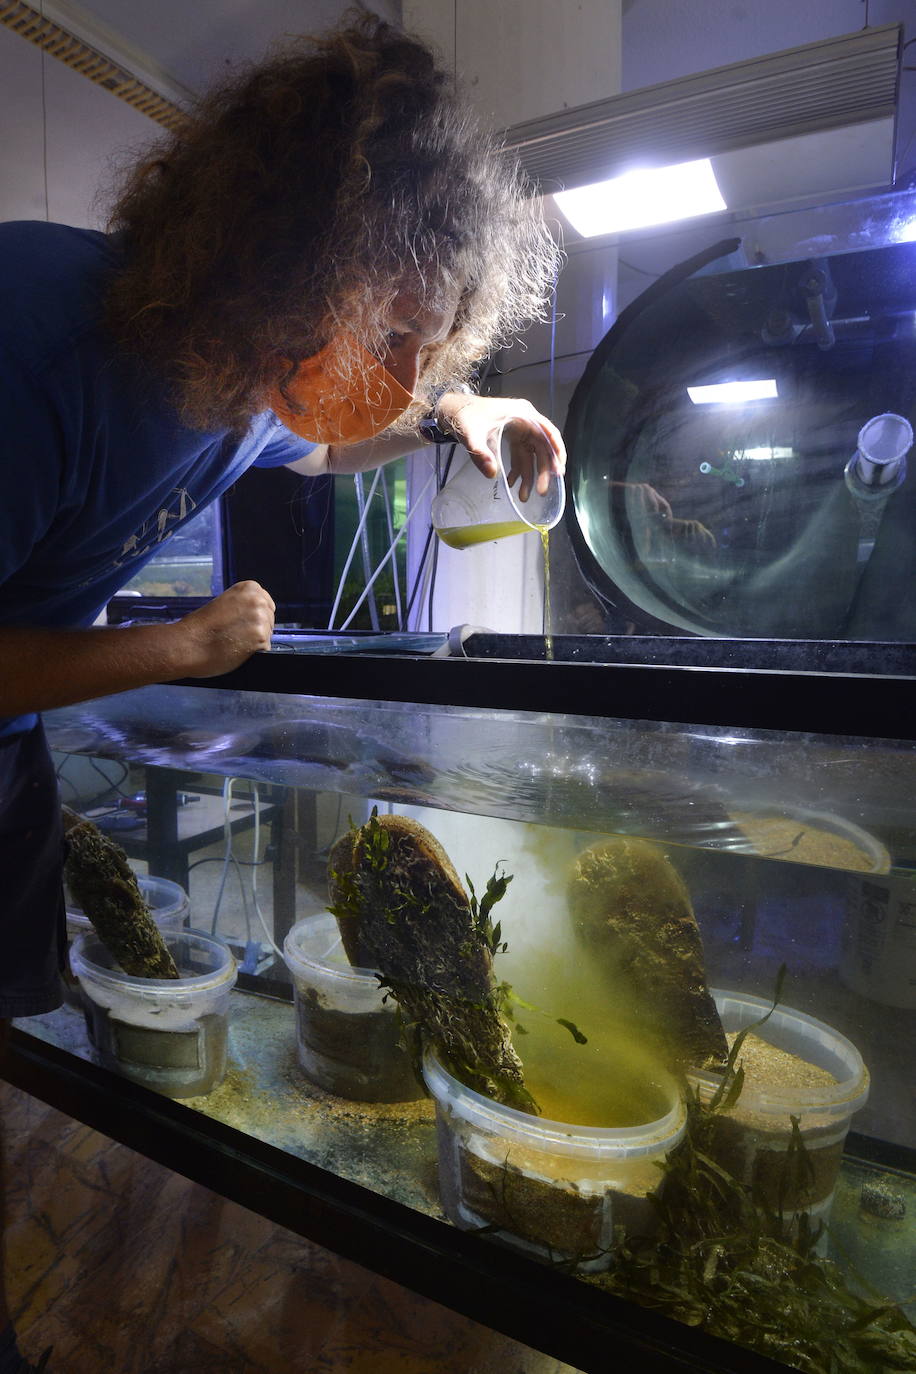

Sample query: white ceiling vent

[503,24,902,194]
[0,0,192,129]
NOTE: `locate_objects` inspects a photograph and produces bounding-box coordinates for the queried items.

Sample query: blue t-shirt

[0,221,316,734]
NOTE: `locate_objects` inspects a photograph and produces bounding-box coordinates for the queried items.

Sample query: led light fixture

[504,27,900,202]
[553,158,726,238]
[687,380,778,405]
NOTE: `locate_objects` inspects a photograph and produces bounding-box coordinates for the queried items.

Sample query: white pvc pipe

[337,469,437,632]
[327,467,382,629]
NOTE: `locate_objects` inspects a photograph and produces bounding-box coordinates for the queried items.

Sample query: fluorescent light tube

[892,215,916,243]
[554,158,726,237]
[687,380,778,405]
[735,446,794,460]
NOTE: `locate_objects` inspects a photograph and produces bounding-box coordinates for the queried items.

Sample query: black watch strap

[417,383,475,445]
[417,414,458,445]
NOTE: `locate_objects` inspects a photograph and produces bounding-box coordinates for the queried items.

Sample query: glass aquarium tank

[12,654,914,1374]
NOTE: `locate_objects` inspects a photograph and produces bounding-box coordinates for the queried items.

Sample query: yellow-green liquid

[436,521,531,548]
[435,521,553,660]
[516,1014,673,1128]
[541,526,553,661]
[502,921,675,1129]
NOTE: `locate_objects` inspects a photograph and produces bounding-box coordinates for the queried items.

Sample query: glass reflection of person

[613,482,717,557]
[571,481,716,635]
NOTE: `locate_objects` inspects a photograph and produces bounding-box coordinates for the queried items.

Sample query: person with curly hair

[0,12,564,1370]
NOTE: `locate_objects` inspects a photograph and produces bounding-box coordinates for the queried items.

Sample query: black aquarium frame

[6,644,916,1373]
[174,633,916,742]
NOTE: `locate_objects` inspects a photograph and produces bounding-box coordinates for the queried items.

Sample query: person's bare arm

[283,430,418,477]
[0,580,275,718]
[283,393,567,492]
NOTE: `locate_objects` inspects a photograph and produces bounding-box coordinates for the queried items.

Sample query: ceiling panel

[72,0,397,93]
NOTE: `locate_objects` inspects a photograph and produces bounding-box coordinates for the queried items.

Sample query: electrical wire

[54,754,132,808]
[619,257,660,278]
[427,510,442,632]
[403,442,457,629]
[210,777,252,941]
[248,782,284,960]
[88,757,131,797]
[487,347,593,379]
[207,777,284,964]
[404,522,436,626]
[379,465,404,629]
[409,550,436,633]
[187,855,269,873]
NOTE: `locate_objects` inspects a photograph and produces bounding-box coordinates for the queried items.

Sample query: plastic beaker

[430,422,565,549]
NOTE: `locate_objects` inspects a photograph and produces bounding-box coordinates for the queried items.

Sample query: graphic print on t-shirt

[113,486,198,572]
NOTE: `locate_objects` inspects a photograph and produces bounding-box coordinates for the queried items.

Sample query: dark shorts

[0,720,66,1018]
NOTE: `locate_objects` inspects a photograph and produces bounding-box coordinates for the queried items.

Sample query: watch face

[419,417,455,444]
[565,238,916,640]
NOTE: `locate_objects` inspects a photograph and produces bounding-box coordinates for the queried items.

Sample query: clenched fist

[174,580,276,678]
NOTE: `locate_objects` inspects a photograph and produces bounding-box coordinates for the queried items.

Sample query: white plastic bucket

[70,929,236,1097]
[689,989,869,1218]
[282,913,422,1103]
[423,1049,685,1269]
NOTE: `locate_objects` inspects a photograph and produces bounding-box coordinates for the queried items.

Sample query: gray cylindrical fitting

[845,412,913,500]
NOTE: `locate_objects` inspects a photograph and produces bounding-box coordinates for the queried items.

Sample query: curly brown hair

[105,9,560,435]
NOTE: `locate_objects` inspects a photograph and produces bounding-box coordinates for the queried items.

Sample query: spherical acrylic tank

[564,236,916,639]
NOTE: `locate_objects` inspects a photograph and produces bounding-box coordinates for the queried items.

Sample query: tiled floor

[2,1079,583,1374]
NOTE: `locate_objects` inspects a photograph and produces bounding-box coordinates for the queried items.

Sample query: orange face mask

[269,331,414,445]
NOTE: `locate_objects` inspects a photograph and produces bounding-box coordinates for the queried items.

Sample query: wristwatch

[417,383,475,445]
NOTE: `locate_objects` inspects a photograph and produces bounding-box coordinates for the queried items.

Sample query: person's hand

[571,600,609,634]
[667,517,717,552]
[613,481,674,522]
[435,393,566,501]
[173,580,276,677]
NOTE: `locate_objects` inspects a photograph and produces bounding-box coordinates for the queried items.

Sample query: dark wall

[220,466,335,626]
